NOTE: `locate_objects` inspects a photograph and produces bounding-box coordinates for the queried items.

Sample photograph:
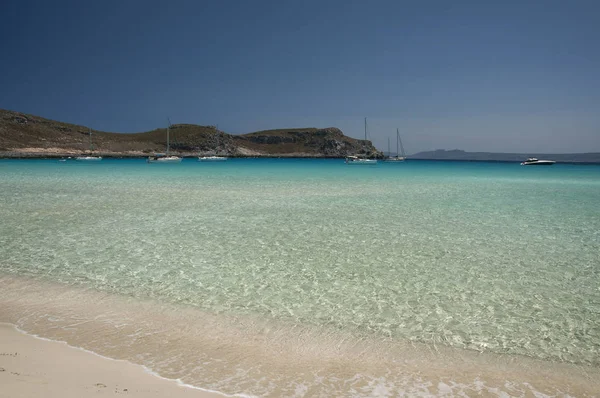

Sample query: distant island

[408,149,600,163]
[0,109,382,158]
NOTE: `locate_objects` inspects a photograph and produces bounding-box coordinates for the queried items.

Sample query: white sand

[0,323,226,398]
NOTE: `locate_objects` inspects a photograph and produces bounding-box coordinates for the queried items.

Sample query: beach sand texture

[0,323,225,398]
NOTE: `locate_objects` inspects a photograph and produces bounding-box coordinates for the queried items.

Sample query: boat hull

[521,161,555,166]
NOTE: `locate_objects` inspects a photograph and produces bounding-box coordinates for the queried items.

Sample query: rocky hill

[0,109,382,158]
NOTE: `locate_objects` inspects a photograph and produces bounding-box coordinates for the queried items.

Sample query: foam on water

[1,158,599,396]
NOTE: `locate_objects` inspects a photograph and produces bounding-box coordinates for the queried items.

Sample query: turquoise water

[1,158,600,396]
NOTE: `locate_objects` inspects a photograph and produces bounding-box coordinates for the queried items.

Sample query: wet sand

[0,323,230,398]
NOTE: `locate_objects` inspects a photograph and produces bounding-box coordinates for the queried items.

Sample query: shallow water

[1,158,599,396]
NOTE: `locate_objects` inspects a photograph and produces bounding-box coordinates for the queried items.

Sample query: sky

[1,0,599,154]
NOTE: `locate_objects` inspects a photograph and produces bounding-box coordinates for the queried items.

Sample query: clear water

[1,158,599,396]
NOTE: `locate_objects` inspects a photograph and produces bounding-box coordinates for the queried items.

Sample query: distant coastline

[3,109,599,162]
[4,155,599,164]
[407,149,600,164]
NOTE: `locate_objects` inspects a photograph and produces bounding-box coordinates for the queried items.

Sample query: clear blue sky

[1,0,599,154]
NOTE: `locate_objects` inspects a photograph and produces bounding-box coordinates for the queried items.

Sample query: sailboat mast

[398,129,406,157]
[396,129,399,157]
[215,124,219,154]
[364,117,367,140]
[166,118,171,156]
[388,137,390,156]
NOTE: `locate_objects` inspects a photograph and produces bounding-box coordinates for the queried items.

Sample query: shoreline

[2,153,600,164]
[0,322,237,398]
[0,152,357,159]
[2,275,599,397]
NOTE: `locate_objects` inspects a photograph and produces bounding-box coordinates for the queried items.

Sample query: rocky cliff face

[233,128,380,157]
[0,109,382,158]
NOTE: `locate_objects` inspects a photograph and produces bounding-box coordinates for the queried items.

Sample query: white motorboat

[75,156,102,161]
[148,119,182,163]
[199,128,228,161]
[198,156,227,162]
[520,157,555,166]
[75,128,102,161]
[385,128,406,162]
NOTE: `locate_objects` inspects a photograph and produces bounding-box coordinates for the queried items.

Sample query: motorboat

[199,128,228,161]
[198,156,227,162]
[75,156,102,161]
[520,158,555,166]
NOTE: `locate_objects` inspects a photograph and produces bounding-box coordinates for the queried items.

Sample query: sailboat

[385,128,406,162]
[147,119,182,163]
[75,128,102,161]
[345,118,378,165]
[199,126,227,161]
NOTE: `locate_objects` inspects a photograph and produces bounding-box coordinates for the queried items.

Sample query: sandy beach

[0,323,227,398]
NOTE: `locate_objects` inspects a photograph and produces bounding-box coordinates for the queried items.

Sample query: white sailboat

[147,119,182,163]
[75,128,102,161]
[199,126,228,161]
[385,128,406,162]
[345,118,378,165]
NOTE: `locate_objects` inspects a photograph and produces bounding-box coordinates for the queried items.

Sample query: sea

[1,158,599,397]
